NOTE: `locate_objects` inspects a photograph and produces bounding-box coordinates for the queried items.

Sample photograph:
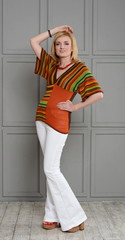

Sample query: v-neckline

[55,62,78,81]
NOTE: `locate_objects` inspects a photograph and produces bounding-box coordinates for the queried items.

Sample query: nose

[59,43,65,49]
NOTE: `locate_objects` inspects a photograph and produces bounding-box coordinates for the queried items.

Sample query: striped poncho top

[34,48,103,134]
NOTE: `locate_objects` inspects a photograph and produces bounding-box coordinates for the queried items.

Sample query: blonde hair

[51,31,79,62]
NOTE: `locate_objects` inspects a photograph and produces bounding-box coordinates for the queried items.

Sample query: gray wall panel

[3,129,41,197]
[93,0,125,55]
[92,59,125,126]
[3,56,38,126]
[3,0,40,54]
[91,129,125,197]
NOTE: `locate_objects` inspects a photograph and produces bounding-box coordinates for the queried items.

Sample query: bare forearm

[57,92,104,112]
[30,28,59,58]
[74,92,104,111]
[30,27,58,44]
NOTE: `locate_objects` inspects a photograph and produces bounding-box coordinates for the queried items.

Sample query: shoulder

[74,61,89,73]
[75,60,87,68]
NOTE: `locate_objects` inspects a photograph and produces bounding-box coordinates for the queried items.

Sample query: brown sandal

[42,221,58,230]
[66,222,85,233]
[79,222,84,230]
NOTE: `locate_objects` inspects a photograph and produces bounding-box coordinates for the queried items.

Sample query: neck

[59,57,72,67]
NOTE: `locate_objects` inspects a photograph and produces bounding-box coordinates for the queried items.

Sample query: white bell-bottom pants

[36,121,87,231]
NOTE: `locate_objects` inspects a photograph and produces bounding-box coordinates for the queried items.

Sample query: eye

[55,42,60,46]
[65,42,69,45]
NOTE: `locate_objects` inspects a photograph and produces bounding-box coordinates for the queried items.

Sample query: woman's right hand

[51,25,74,35]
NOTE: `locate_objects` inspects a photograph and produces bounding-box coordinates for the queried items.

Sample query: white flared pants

[36,121,87,231]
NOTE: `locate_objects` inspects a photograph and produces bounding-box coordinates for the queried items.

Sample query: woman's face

[55,35,73,59]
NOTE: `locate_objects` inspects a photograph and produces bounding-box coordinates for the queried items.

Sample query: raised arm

[30,26,73,59]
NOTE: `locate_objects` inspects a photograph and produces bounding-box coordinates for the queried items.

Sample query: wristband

[48,29,52,38]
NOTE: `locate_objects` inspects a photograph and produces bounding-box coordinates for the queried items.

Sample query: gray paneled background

[0,0,125,201]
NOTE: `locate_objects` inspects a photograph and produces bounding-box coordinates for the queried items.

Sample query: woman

[30,25,103,233]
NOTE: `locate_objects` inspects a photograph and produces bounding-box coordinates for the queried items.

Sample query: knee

[44,167,60,178]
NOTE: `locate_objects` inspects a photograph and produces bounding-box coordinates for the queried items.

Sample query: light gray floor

[0,201,125,240]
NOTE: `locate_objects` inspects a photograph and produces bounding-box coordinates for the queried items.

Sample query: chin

[59,54,70,58]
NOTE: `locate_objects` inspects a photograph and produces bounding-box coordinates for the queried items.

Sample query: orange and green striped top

[34,48,103,133]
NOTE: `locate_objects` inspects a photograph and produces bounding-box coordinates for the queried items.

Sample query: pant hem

[61,216,87,231]
[43,217,59,223]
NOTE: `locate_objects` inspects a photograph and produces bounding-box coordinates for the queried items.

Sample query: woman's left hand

[57,100,76,112]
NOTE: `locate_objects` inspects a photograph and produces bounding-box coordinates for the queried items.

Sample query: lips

[59,51,66,53]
